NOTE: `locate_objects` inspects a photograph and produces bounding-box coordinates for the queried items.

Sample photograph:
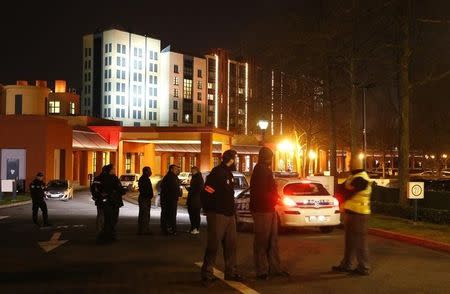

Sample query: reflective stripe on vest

[343,171,372,214]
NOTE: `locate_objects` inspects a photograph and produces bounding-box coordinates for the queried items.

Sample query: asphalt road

[0,190,449,294]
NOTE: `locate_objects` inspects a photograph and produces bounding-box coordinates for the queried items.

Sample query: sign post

[408,182,425,222]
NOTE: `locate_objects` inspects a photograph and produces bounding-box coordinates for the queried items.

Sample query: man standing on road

[201,149,244,286]
[332,163,372,276]
[250,147,289,280]
[96,164,125,244]
[138,166,153,235]
[160,164,181,235]
[186,166,204,235]
[29,172,51,227]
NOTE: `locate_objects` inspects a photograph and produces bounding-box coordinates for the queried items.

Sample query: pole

[413,199,418,222]
[363,87,367,170]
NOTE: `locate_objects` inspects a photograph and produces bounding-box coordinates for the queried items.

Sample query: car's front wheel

[319,226,334,233]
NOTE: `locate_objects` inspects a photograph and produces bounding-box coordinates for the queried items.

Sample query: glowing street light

[442,154,448,159]
[358,152,365,160]
[257,119,269,145]
[308,150,317,160]
[278,140,294,152]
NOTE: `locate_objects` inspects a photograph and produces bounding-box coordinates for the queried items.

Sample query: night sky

[0,0,316,90]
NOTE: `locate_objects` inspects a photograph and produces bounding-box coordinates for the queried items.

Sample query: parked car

[201,171,249,198]
[178,172,192,186]
[235,178,341,233]
[119,174,140,191]
[44,180,73,201]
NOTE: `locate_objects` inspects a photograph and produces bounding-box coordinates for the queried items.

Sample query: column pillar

[96,151,103,176]
[161,153,169,175]
[134,153,141,174]
[184,154,191,171]
[199,133,213,172]
[117,141,124,176]
[80,151,89,186]
[73,151,80,182]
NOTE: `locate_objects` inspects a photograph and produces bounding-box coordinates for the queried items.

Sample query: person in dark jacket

[186,166,204,235]
[201,149,244,286]
[160,164,181,235]
[138,166,154,235]
[29,172,51,227]
[96,164,125,244]
[250,147,289,280]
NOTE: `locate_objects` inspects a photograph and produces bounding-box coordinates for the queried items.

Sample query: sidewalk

[369,214,450,253]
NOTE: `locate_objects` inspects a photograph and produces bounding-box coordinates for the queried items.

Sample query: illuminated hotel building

[160,46,207,127]
[81,29,161,126]
[205,49,249,134]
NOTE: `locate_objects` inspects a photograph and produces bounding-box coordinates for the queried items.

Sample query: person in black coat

[186,166,204,234]
[250,147,289,280]
[29,172,51,227]
[138,166,153,235]
[96,164,125,244]
[160,164,181,235]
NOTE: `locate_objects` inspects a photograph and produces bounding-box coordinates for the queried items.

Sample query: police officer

[186,166,204,235]
[29,172,51,227]
[250,147,289,280]
[332,164,372,275]
[160,164,181,235]
[138,166,153,235]
[96,164,125,244]
[201,149,243,286]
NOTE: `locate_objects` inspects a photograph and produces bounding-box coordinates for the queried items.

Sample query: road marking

[56,224,85,229]
[195,262,260,294]
[0,216,10,220]
[57,225,69,229]
[38,232,68,252]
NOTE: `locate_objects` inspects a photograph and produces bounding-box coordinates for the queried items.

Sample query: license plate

[308,215,327,222]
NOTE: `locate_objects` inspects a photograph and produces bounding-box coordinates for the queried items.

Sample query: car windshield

[120,175,135,181]
[283,182,329,196]
[234,176,249,189]
[47,180,68,189]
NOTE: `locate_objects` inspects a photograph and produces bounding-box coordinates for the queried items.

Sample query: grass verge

[0,194,31,206]
[370,214,450,244]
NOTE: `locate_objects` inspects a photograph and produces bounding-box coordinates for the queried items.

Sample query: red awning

[232,145,262,155]
[73,130,116,151]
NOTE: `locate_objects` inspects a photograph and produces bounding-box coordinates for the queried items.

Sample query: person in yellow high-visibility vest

[332,166,372,276]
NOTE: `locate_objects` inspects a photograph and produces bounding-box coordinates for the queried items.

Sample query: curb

[368,228,450,254]
[0,200,32,209]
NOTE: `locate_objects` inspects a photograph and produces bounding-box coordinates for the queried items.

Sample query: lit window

[174,88,179,98]
[125,153,132,173]
[70,102,75,115]
[183,79,193,99]
[48,101,60,114]
[197,80,202,89]
[174,76,179,85]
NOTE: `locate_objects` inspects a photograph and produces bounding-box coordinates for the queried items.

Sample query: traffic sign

[408,182,424,199]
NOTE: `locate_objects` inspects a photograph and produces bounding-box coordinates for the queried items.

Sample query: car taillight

[282,196,297,207]
[333,197,339,207]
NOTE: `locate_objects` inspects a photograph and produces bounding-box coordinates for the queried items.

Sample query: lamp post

[360,83,376,170]
[257,120,269,146]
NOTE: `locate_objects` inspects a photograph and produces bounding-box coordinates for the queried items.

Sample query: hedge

[371,201,450,224]
[370,185,450,224]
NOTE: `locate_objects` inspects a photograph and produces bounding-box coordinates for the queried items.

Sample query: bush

[371,201,450,224]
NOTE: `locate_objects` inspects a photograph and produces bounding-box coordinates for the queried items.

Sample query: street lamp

[359,82,376,170]
[257,120,269,145]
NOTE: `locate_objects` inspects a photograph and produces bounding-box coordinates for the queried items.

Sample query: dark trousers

[160,199,178,233]
[201,212,237,279]
[340,212,370,271]
[138,197,151,234]
[99,202,120,241]
[253,212,282,276]
[32,200,48,225]
[188,206,201,231]
[96,206,104,233]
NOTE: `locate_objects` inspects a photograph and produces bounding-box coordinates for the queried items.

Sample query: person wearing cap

[332,160,372,276]
[137,166,153,235]
[250,147,289,280]
[201,149,244,286]
[95,164,125,244]
[29,172,51,227]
